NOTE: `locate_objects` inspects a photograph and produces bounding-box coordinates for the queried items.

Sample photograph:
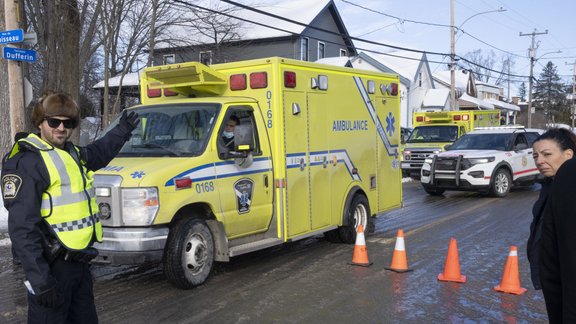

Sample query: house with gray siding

[153,0,356,66]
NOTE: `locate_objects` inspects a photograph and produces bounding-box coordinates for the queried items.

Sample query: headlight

[121,187,159,226]
[424,158,433,164]
[467,157,495,165]
[403,150,411,161]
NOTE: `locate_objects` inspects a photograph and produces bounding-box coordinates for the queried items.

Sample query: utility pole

[449,0,457,111]
[567,61,576,130]
[4,0,26,141]
[520,29,548,128]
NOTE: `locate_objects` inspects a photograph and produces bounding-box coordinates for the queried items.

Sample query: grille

[433,157,472,171]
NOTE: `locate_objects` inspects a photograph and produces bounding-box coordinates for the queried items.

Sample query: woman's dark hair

[534,128,576,153]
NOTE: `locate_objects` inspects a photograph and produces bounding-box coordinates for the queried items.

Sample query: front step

[229,238,283,257]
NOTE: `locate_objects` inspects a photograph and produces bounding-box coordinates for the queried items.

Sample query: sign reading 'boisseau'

[0,29,24,44]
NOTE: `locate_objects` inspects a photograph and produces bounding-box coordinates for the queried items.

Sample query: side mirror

[515,143,528,150]
[444,144,452,151]
[234,124,254,151]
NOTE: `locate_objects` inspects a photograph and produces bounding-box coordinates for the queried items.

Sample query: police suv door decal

[234,178,254,214]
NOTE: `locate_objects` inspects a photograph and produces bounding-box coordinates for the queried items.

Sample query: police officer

[2,91,139,323]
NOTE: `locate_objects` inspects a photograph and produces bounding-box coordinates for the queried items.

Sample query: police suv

[420,126,543,197]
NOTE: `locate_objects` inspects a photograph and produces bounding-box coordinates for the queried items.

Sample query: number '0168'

[196,181,214,193]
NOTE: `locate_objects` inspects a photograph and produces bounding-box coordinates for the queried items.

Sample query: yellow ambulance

[93,57,402,288]
[401,110,500,179]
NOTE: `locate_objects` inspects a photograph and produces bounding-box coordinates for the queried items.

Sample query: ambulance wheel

[339,194,370,244]
[490,168,511,197]
[164,218,214,289]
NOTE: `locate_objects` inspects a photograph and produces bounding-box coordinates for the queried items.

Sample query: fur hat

[31,91,80,127]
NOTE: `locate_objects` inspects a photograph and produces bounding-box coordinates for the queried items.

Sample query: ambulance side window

[218,106,261,159]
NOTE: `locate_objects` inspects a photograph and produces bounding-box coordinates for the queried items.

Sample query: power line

[171,0,530,80]
[339,0,451,29]
[340,0,521,58]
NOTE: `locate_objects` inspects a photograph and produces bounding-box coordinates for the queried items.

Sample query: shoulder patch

[2,174,22,200]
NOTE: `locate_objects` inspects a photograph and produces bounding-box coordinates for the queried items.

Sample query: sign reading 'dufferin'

[3,47,37,62]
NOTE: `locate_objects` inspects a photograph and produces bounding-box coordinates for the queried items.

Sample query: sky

[333,0,576,96]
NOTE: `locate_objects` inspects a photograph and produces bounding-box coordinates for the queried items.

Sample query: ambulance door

[307,93,331,230]
[283,91,311,237]
[215,105,274,239]
[375,95,401,211]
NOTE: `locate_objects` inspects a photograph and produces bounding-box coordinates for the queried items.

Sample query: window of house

[340,49,347,57]
[318,42,325,60]
[163,54,175,65]
[300,37,309,61]
[199,51,212,65]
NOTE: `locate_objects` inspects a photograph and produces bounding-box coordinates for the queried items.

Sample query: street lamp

[526,50,561,128]
[449,2,506,110]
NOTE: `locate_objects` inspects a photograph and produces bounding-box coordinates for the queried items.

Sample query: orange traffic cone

[438,238,466,283]
[384,229,413,273]
[349,224,372,267]
[494,246,527,295]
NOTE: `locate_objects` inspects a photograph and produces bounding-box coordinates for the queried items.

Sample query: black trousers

[27,258,98,324]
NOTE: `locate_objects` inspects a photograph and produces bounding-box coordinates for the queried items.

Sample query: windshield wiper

[132,143,182,157]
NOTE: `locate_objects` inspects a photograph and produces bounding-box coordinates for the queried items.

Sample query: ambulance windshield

[407,125,458,143]
[105,104,219,157]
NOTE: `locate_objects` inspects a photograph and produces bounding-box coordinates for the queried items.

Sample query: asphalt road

[0,181,548,323]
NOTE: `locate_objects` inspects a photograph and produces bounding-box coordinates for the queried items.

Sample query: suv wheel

[490,168,511,197]
[423,186,445,196]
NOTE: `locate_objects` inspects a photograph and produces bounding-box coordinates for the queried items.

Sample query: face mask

[223,131,234,139]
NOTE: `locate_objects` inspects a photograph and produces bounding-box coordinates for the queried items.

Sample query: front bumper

[421,161,493,190]
[93,226,169,265]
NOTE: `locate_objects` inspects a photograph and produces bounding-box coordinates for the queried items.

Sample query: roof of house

[358,50,424,81]
[94,72,140,89]
[422,88,450,108]
[433,70,470,89]
[237,0,332,39]
[315,56,352,67]
[459,93,494,110]
[158,0,345,49]
[485,98,520,112]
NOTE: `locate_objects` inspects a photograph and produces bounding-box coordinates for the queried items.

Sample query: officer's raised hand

[119,109,140,132]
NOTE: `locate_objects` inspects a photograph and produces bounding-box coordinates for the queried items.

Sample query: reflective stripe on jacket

[9,134,102,250]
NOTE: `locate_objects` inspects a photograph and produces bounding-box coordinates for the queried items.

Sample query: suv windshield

[449,133,512,151]
[103,103,219,157]
[407,125,458,143]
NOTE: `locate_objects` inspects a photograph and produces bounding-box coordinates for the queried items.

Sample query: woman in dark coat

[528,128,576,322]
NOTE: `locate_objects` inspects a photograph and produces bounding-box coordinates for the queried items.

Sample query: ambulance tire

[164,218,214,289]
[489,168,511,197]
[339,194,370,244]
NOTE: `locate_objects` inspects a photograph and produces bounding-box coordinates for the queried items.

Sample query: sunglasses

[45,117,76,129]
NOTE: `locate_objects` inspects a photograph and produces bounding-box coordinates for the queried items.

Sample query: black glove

[66,247,99,263]
[119,109,140,132]
[36,282,60,308]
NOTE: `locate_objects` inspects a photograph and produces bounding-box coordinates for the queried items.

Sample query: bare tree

[25,0,104,142]
[99,0,186,127]
[460,49,516,87]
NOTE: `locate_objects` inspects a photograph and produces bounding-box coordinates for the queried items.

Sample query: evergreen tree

[518,82,527,102]
[533,61,567,123]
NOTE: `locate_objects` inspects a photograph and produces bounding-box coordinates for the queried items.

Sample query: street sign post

[0,29,24,44]
[3,47,37,62]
